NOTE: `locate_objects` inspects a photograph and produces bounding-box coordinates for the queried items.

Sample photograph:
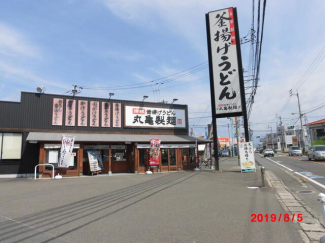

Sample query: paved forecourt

[0,158,302,243]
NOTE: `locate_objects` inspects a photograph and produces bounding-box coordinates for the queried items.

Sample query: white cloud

[101,0,250,55]
[0,22,40,58]
[0,61,69,90]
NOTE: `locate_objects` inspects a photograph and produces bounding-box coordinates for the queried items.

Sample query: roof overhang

[26,132,212,143]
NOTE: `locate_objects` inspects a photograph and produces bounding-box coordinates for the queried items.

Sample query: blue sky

[0,0,325,143]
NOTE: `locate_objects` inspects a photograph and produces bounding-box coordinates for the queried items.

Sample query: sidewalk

[0,157,304,243]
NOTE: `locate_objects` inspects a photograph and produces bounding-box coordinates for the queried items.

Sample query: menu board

[87,151,104,172]
[239,142,256,172]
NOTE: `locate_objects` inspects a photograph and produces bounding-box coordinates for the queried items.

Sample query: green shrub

[311,140,324,145]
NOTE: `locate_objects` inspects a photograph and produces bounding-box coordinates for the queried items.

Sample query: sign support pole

[233,8,249,143]
[206,13,219,171]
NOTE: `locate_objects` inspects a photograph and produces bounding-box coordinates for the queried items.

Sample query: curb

[265,169,325,243]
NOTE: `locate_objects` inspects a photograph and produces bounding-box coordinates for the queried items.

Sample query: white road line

[266,158,294,171]
[264,157,325,189]
[294,172,325,190]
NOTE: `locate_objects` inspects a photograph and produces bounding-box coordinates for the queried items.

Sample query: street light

[171,98,178,104]
[109,93,114,99]
[142,96,149,102]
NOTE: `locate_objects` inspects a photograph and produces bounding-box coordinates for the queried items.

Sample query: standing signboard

[239,142,256,172]
[206,7,249,171]
[87,151,104,172]
[149,139,161,166]
[58,135,75,168]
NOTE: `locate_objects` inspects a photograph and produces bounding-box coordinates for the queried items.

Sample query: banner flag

[149,139,161,166]
[59,135,75,168]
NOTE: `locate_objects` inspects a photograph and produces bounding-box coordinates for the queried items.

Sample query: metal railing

[34,164,54,179]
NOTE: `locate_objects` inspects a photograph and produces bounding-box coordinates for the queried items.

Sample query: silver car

[308,145,325,161]
[288,146,302,156]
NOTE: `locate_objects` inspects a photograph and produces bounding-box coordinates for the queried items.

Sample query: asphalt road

[255,152,325,222]
[0,160,303,243]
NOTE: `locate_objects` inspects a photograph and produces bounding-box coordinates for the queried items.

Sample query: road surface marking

[279,155,325,166]
[267,158,294,171]
[282,155,303,161]
[294,172,325,190]
[308,161,325,165]
[262,156,325,189]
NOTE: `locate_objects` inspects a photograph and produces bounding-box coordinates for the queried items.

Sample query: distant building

[304,118,325,141]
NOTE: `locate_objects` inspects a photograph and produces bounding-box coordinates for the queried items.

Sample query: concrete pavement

[256,153,325,242]
[0,157,303,243]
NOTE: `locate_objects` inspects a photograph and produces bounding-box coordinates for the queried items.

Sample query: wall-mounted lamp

[36,86,45,93]
[171,98,178,104]
[142,95,149,102]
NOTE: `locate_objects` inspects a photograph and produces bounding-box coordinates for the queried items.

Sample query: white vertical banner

[239,142,256,172]
[59,135,75,168]
[207,8,243,116]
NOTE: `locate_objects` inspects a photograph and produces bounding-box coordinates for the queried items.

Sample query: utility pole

[227,123,231,157]
[268,125,274,149]
[290,90,305,152]
[230,118,235,157]
[236,117,240,165]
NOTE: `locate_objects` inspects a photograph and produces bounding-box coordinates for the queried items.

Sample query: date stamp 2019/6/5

[251,214,303,222]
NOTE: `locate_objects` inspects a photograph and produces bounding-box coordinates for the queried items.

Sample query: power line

[292,44,325,90]
[81,62,208,91]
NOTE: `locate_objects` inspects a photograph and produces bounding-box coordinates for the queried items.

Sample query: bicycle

[199,158,210,169]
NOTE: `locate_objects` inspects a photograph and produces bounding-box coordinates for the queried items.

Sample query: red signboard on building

[218,138,229,143]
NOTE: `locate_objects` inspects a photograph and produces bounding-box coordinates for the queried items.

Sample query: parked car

[308,145,325,161]
[263,149,274,157]
[259,149,264,154]
[273,149,278,154]
[221,150,229,157]
[288,146,302,156]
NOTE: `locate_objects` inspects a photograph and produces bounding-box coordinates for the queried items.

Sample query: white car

[263,149,274,157]
[288,146,302,156]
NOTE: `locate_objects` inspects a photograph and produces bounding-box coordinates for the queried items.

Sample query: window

[160,148,177,166]
[139,149,148,167]
[189,148,195,164]
[161,148,168,166]
[0,133,22,160]
[170,149,176,166]
[315,146,325,151]
[46,149,78,170]
[181,148,188,163]
[112,149,126,161]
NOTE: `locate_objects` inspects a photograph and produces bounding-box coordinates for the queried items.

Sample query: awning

[26,132,211,143]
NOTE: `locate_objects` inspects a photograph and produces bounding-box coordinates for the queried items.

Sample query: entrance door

[160,148,177,172]
[182,148,196,170]
[111,145,129,173]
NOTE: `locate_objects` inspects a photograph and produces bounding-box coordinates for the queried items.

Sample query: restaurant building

[0,92,210,178]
